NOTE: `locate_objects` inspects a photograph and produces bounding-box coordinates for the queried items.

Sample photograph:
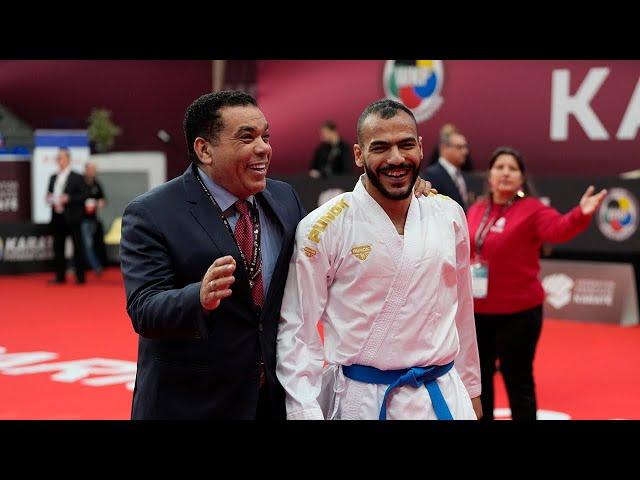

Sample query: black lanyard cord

[193,165,262,283]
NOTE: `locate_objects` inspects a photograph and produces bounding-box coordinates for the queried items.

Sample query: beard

[364,161,419,200]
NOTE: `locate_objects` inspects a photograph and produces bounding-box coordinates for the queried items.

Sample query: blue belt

[342,362,454,420]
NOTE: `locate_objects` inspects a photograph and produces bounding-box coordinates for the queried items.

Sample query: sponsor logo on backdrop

[0,181,19,212]
[0,235,54,262]
[597,188,638,241]
[383,60,444,123]
[543,273,616,309]
[543,273,574,309]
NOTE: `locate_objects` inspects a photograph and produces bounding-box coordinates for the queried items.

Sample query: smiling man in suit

[120,91,306,419]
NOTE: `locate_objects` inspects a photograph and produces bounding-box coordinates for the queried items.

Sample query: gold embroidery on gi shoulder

[307,198,349,243]
[351,244,372,261]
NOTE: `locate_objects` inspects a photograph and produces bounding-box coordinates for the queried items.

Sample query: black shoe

[76,278,86,285]
[48,278,66,285]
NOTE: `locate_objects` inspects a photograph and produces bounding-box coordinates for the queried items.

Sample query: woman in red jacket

[467,147,607,420]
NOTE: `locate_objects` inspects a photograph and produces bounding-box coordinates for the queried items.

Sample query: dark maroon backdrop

[256,60,640,176]
[2,60,637,179]
[0,60,212,180]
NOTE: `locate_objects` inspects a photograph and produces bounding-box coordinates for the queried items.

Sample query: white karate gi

[276,176,481,420]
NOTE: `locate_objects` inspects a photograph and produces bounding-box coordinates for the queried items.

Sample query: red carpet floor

[1,268,639,419]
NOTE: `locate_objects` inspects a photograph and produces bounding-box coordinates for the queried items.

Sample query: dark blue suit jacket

[422,161,467,211]
[120,165,306,419]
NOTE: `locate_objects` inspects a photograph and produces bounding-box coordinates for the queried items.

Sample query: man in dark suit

[421,130,470,211]
[46,148,86,284]
[119,91,306,419]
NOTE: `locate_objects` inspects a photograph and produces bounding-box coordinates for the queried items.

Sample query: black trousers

[52,213,86,282]
[475,305,543,421]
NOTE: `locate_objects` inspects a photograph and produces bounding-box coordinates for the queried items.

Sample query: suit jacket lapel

[258,185,293,264]
[436,163,464,208]
[182,166,252,297]
[256,184,294,309]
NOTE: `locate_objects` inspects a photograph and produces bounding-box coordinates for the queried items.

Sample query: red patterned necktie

[234,200,264,307]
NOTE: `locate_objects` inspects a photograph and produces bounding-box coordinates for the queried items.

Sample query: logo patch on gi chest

[303,246,318,258]
[351,244,372,261]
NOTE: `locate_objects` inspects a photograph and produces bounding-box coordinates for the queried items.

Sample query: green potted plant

[87,108,122,153]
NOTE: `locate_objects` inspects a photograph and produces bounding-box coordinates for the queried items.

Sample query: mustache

[378,163,415,173]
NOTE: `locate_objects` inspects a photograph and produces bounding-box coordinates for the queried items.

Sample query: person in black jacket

[309,120,352,178]
[119,91,306,419]
[422,129,471,211]
[426,123,474,172]
[46,148,86,284]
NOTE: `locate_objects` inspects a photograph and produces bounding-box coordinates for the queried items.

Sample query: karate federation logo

[597,188,638,241]
[542,273,574,309]
[383,60,444,123]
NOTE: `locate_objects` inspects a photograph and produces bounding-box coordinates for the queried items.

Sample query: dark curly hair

[183,90,257,164]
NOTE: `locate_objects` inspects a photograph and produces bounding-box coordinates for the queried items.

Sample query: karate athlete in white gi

[276,99,482,420]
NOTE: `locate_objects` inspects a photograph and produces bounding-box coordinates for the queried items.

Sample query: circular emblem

[597,188,638,241]
[383,60,444,123]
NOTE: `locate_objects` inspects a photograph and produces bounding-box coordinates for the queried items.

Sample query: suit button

[258,321,263,332]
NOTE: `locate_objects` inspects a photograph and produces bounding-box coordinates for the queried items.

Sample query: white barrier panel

[541,259,639,326]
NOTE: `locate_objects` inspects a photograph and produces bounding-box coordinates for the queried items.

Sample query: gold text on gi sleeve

[307,198,349,243]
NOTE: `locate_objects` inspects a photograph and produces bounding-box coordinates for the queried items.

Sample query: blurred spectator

[46,148,86,284]
[467,146,607,420]
[422,128,470,210]
[309,120,352,179]
[81,162,106,276]
[427,123,474,172]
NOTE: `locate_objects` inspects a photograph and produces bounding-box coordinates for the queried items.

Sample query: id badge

[471,260,489,299]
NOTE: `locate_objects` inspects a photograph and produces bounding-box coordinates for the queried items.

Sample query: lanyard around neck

[193,165,262,284]
[474,196,519,255]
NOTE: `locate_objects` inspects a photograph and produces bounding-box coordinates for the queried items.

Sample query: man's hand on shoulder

[413,177,437,198]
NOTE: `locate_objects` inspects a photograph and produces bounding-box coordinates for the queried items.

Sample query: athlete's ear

[354,143,364,168]
[418,135,423,159]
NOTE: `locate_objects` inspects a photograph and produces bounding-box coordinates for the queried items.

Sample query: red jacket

[467,196,592,314]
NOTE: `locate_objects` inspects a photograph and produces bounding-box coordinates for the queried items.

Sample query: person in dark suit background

[119,91,306,420]
[308,120,352,179]
[46,147,87,284]
[427,123,474,172]
[422,129,470,211]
